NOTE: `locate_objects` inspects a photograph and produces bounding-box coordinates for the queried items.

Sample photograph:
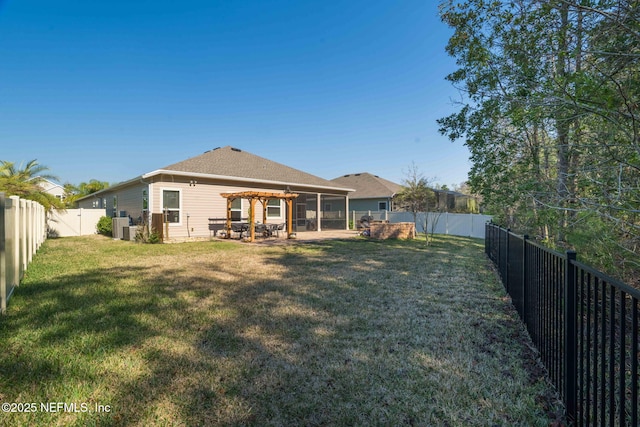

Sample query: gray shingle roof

[161,146,347,190]
[330,173,402,199]
[77,146,352,202]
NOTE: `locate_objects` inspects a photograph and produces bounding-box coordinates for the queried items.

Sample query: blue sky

[0,0,469,188]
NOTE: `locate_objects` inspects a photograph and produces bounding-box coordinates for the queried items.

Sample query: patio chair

[255,223,268,238]
[274,223,286,237]
[231,223,248,239]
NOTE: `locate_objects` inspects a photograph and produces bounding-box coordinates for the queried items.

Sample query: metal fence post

[522,235,529,324]
[505,228,510,292]
[485,222,489,256]
[564,250,577,422]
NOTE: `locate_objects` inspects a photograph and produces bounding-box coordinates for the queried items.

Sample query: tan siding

[150,179,285,238]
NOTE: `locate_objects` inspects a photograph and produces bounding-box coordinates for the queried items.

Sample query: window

[112,196,118,217]
[162,189,181,224]
[267,199,281,218]
[378,201,387,211]
[141,190,149,223]
[231,198,242,221]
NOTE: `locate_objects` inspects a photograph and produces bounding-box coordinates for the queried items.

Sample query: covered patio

[220,191,299,242]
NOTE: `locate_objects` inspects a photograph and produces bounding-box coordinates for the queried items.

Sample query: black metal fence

[485,222,639,426]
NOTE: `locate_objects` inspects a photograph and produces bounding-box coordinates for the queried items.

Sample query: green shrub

[96,216,113,237]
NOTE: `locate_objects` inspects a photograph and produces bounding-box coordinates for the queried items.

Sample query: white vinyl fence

[0,193,46,313]
[351,210,492,239]
[48,208,106,237]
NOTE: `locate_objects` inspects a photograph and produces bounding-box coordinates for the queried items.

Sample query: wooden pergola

[219,191,299,242]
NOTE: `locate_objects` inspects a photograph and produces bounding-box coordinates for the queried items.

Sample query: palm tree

[0,159,64,211]
[63,179,110,208]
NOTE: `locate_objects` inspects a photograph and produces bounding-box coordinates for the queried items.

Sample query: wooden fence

[0,193,46,313]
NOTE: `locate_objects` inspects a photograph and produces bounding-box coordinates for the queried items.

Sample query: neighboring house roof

[36,177,65,197]
[330,173,402,199]
[78,146,353,201]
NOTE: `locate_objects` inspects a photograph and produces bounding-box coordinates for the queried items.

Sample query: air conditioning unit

[122,226,138,241]
[112,217,130,240]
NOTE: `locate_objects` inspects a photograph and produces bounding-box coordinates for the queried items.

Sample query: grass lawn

[0,234,562,426]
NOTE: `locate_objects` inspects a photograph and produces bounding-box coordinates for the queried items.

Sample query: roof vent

[213,147,221,150]
[355,173,361,176]
[231,147,242,152]
[343,174,350,177]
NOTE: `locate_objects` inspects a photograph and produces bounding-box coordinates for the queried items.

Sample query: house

[331,173,480,214]
[432,189,480,213]
[38,178,66,201]
[77,146,354,239]
[330,173,402,212]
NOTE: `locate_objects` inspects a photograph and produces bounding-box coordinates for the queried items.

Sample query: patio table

[255,223,278,238]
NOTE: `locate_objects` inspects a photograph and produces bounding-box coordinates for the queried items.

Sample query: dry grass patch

[0,234,562,426]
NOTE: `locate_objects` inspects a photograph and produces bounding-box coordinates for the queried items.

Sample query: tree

[0,159,64,211]
[63,179,110,208]
[438,0,640,284]
[396,163,438,243]
[396,163,433,222]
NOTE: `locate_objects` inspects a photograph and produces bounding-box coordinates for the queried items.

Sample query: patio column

[345,196,350,230]
[316,193,322,232]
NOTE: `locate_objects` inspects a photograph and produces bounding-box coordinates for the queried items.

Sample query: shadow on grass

[0,236,561,426]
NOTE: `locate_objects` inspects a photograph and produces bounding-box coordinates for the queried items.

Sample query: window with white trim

[378,201,387,211]
[267,199,281,218]
[231,198,242,221]
[162,189,181,224]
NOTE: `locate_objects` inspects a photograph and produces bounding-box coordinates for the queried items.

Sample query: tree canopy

[438,0,640,284]
[0,159,64,211]
[63,179,110,208]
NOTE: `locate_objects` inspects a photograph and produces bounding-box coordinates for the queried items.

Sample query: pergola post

[225,198,232,239]
[260,199,268,224]
[219,191,299,242]
[249,198,257,242]
[286,199,293,237]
